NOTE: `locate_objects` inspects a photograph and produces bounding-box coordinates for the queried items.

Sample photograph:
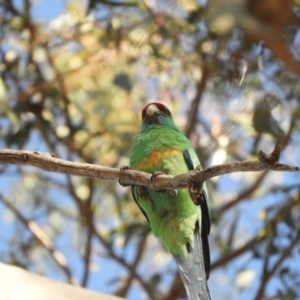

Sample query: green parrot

[130,102,211,300]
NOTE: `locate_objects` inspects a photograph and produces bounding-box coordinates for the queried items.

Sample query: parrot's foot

[168,189,178,197]
[150,171,167,193]
[189,165,204,205]
[195,165,201,172]
[136,186,147,197]
[151,171,177,196]
[151,170,165,180]
[119,165,132,187]
[189,188,205,205]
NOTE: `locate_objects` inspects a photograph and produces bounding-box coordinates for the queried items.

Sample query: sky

[14,0,66,21]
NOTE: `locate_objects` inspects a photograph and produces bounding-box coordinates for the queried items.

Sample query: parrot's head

[141,102,176,129]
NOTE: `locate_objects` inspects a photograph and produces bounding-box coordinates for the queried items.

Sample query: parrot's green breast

[130,125,201,257]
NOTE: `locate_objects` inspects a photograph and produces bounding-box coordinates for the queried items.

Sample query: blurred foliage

[0,0,300,299]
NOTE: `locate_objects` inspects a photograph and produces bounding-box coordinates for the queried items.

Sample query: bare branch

[118,233,148,297]
[90,223,157,299]
[0,193,76,285]
[0,144,298,191]
[220,170,268,213]
[185,62,209,139]
[211,236,259,270]
[0,262,124,300]
[254,231,300,300]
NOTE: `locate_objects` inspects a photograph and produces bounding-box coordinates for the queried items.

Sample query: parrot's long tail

[173,223,211,300]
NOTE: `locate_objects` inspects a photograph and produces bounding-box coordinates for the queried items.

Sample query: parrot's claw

[195,165,202,171]
[188,165,204,205]
[151,171,167,193]
[136,186,147,197]
[169,189,178,197]
[189,187,205,205]
[151,171,165,180]
[151,171,177,195]
[119,165,132,187]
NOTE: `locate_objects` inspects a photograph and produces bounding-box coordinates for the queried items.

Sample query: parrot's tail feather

[173,222,211,300]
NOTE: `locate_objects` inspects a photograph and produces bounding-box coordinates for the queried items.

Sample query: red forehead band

[141,102,168,119]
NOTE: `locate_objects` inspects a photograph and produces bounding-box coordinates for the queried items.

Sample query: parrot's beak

[144,104,160,124]
[146,104,159,116]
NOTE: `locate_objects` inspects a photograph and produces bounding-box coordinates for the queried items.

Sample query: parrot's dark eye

[165,110,171,116]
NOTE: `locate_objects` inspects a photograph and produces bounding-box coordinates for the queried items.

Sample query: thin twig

[185,62,209,139]
[211,237,258,270]
[165,271,186,300]
[80,179,94,287]
[118,233,148,297]
[0,193,76,285]
[254,231,300,300]
[65,173,156,297]
[91,223,158,300]
[220,170,268,213]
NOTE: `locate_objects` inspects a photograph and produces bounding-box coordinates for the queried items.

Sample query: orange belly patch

[136,148,181,170]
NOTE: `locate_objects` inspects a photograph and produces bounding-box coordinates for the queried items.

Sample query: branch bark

[0,263,123,300]
[0,143,298,191]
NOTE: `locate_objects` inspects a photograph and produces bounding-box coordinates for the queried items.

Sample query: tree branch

[0,262,123,300]
[0,143,298,191]
[185,62,209,139]
[118,233,148,297]
[0,193,76,285]
[90,223,157,299]
[253,231,300,300]
[219,170,268,213]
